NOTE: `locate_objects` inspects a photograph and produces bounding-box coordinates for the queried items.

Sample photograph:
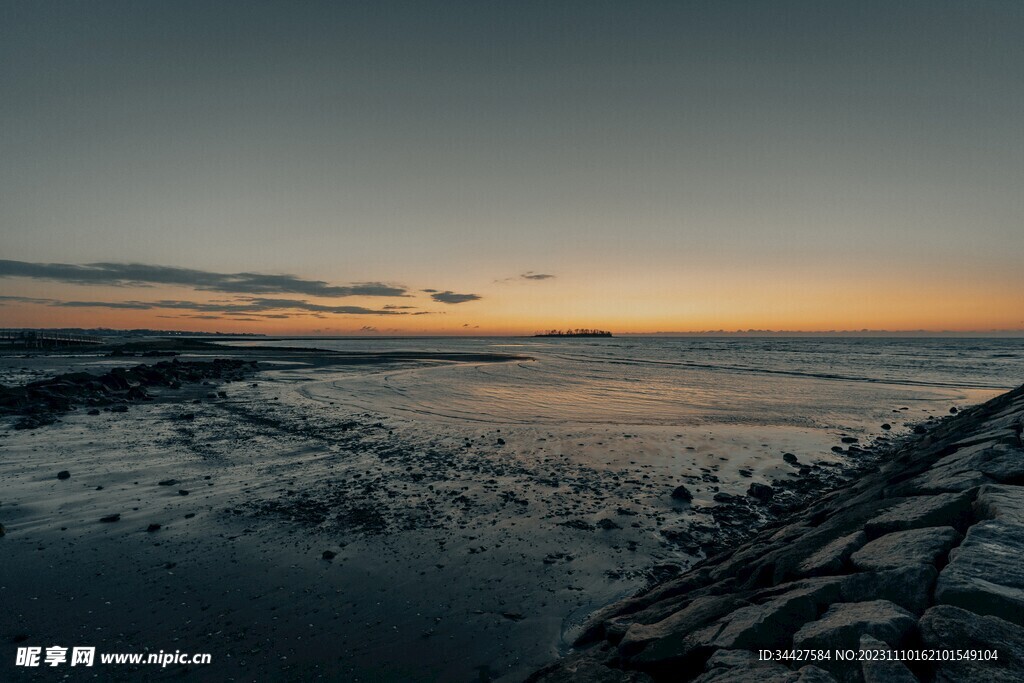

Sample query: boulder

[793,600,917,652]
[974,484,1024,524]
[840,565,937,615]
[934,519,1024,626]
[527,652,653,682]
[863,492,974,538]
[691,649,799,683]
[858,634,918,683]
[796,530,866,577]
[918,605,1024,681]
[618,594,747,655]
[850,527,962,571]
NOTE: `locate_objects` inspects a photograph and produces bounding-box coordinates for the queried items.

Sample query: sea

[227,336,1024,434]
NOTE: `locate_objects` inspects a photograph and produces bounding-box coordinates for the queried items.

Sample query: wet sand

[0,343,988,681]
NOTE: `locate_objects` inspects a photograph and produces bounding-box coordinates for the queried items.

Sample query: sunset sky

[2,1,1022,335]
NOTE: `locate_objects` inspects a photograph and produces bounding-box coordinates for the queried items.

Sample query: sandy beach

[1,338,1009,681]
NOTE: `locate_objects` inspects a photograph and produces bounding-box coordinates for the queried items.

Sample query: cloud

[0,259,407,298]
[0,295,56,305]
[420,288,438,293]
[430,291,481,304]
[7,295,418,316]
[494,271,557,284]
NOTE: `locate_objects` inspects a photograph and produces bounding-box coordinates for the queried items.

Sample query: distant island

[534,329,612,338]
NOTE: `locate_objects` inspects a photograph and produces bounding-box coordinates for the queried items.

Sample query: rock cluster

[530,384,1024,683]
[0,358,257,428]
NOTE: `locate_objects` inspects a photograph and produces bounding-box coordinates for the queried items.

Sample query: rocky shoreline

[531,383,1024,682]
[0,358,258,429]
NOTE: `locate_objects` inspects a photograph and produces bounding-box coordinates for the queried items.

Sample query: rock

[841,437,859,444]
[975,484,1024,524]
[863,491,974,538]
[850,526,962,571]
[840,564,938,614]
[618,594,748,656]
[99,514,121,523]
[784,453,799,464]
[527,652,653,682]
[747,483,774,502]
[881,424,891,430]
[597,518,621,530]
[146,523,161,532]
[178,489,190,496]
[794,600,916,651]
[858,634,918,683]
[157,479,178,486]
[496,438,505,445]
[795,666,838,682]
[919,605,1024,681]
[671,485,694,503]
[0,523,6,537]
[793,600,916,680]
[690,649,798,682]
[322,550,337,560]
[796,530,866,577]
[950,407,959,414]
[56,470,70,480]
[934,519,1024,626]
[87,408,100,415]
[913,425,927,434]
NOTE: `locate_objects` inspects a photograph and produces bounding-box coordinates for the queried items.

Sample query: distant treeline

[534,329,612,337]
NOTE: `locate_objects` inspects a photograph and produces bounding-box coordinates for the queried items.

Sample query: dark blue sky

[2,2,1022,332]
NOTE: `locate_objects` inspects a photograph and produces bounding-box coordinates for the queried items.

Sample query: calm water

[236,337,1024,432]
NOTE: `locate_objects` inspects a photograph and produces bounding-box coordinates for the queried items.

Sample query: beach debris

[158,479,178,486]
[99,514,121,523]
[56,470,71,480]
[146,523,161,532]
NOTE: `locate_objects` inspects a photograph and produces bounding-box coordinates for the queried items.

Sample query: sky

[1,1,1022,335]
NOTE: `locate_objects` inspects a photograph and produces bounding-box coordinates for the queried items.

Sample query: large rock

[793,600,917,652]
[840,565,937,615]
[617,594,748,654]
[918,605,1024,681]
[850,527,962,571]
[858,634,918,683]
[690,650,800,682]
[797,531,866,578]
[526,652,653,682]
[934,519,1024,626]
[629,580,841,671]
[974,484,1024,524]
[863,492,974,538]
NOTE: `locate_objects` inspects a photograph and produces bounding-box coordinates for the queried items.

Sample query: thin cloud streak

[0,260,407,298]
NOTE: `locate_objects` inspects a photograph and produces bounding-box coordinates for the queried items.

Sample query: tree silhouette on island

[533,329,612,338]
